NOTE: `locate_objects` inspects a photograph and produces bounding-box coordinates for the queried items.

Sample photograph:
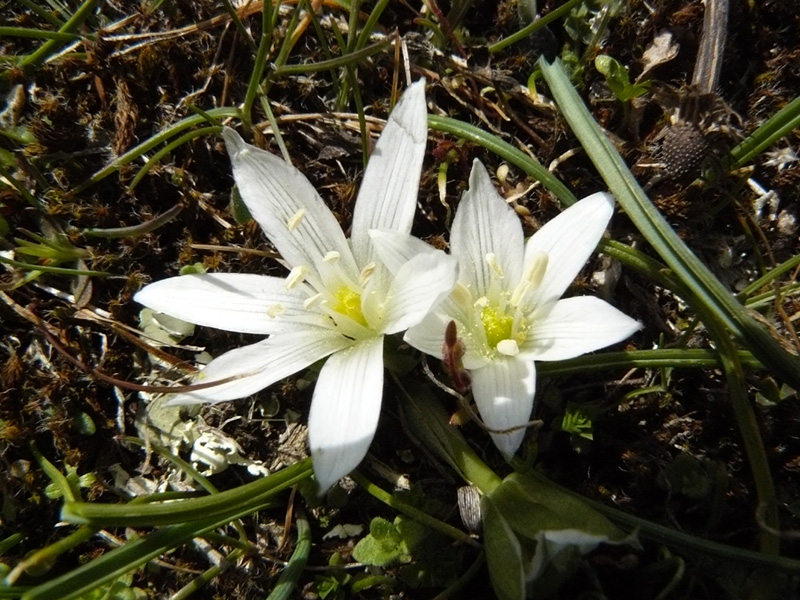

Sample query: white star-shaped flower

[135,80,457,492]
[405,159,641,458]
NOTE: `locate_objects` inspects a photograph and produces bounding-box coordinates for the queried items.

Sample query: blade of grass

[81,204,183,238]
[702,312,779,553]
[61,458,312,527]
[539,57,782,554]
[75,107,239,191]
[728,95,800,169]
[427,114,577,204]
[16,0,100,72]
[0,27,81,42]
[535,348,761,377]
[350,471,479,547]
[242,0,278,130]
[487,0,583,53]
[16,0,64,27]
[538,57,800,390]
[129,126,221,189]
[22,504,265,600]
[0,255,107,277]
[273,38,391,76]
[266,510,312,600]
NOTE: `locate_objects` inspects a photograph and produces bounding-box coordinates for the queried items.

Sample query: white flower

[135,80,457,492]
[405,159,641,459]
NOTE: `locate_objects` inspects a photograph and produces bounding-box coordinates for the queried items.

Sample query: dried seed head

[661,122,709,179]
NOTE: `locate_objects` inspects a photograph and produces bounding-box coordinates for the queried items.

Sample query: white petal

[523,192,614,305]
[471,358,536,460]
[368,228,440,273]
[223,128,359,281]
[404,312,450,360]
[404,298,489,370]
[522,296,641,361]
[167,329,352,404]
[380,252,458,334]
[451,160,524,294]
[308,336,385,493]
[350,80,427,266]
[135,273,329,334]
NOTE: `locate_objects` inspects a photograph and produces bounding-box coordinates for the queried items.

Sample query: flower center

[480,305,514,349]
[332,286,368,327]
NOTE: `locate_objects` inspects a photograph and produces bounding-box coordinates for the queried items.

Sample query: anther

[285,265,309,289]
[287,208,306,231]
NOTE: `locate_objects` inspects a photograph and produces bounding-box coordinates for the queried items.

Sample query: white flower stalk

[405,159,641,459]
[135,80,457,492]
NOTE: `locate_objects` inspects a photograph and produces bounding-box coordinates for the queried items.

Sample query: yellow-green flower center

[332,286,368,327]
[480,305,515,349]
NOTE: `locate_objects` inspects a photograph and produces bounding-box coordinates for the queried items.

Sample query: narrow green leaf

[538,57,800,390]
[481,495,526,600]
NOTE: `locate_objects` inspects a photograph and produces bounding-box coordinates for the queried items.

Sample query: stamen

[287,208,306,231]
[485,253,504,279]
[474,296,489,309]
[524,251,549,288]
[451,282,472,310]
[510,281,530,307]
[323,251,340,263]
[496,339,520,356]
[285,265,309,289]
[267,304,285,318]
[303,293,324,310]
[359,262,376,286]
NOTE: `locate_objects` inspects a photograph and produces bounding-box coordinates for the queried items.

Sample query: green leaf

[656,453,711,499]
[352,517,404,566]
[559,403,594,440]
[485,471,638,595]
[595,55,650,101]
[352,516,427,567]
[481,495,526,600]
[489,472,631,545]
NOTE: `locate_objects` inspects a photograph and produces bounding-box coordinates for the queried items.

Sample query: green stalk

[701,313,779,554]
[81,204,183,238]
[487,0,583,53]
[17,0,64,27]
[350,472,478,547]
[0,27,81,42]
[729,95,800,169]
[530,468,799,573]
[169,549,245,600]
[77,107,239,191]
[62,458,312,527]
[242,0,276,130]
[266,511,312,600]
[5,527,95,585]
[396,377,502,494]
[18,0,100,71]
[355,0,392,50]
[739,254,800,299]
[428,115,577,205]
[130,126,221,189]
[273,39,391,76]
[538,57,800,390]
[22,505,268,600]
[536,348,761,377]
[0,255,107,277]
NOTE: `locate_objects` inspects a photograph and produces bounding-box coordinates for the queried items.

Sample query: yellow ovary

[332,286,368,327]
[479,304,527,351]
